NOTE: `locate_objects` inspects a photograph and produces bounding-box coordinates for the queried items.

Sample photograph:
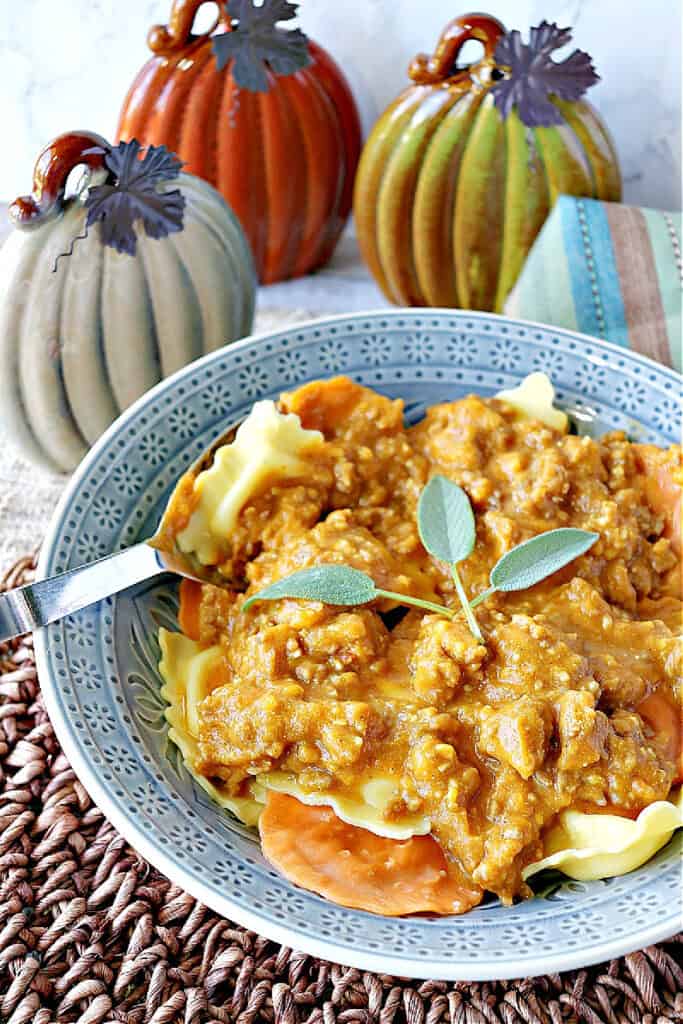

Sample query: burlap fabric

[0,556,681,1023]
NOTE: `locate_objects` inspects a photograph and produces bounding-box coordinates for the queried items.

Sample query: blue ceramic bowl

[36,310,682,980]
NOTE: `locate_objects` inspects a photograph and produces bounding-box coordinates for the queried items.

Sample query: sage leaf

[243,565,377,611]
[418,476,476,565]
[490,528,599,592]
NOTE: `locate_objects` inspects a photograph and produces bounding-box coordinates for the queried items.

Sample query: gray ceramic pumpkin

[0,131,256,472]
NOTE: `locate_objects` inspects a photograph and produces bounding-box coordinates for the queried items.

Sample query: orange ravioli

[637,444,682,533]
[280,376,366,433]
[636,444,682,599]
[178,579,203,642]
[635,443,682,555]
[259,792,483,917]
[638,691,683,785]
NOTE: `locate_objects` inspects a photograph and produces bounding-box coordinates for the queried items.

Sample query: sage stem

[469,585,496,609]
[374,588,455,619]
[451,564,484,642]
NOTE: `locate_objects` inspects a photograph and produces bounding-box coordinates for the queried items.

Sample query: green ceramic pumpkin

[0,131,255,473]
[353,13,621,312]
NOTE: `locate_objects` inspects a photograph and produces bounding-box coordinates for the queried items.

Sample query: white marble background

[0,0,680,208]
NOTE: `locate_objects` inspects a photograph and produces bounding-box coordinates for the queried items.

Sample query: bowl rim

[34,308,682,980]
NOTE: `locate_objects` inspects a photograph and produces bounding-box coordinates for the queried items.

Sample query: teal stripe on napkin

[505,196,681,369]
[567,199,628,346]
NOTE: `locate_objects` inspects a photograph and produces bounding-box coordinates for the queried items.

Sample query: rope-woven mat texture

[1,556,681,1024]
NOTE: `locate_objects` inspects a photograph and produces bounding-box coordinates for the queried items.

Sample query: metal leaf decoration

[53,139,186,270]
[492,21,599,127]
[84,140,185,256]
[212,0,311,93]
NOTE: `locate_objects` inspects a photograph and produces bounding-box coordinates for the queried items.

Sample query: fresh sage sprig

[417,476,483,641]
[241,477,599,640]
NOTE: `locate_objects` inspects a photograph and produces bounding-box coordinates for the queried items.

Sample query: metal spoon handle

[0,543,166,642]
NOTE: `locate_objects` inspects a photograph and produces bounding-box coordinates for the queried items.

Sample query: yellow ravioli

[524,789,683,882]
[258,771,431,840]
[176,400,324,565]
[158,628,263,826]
[496,371,568,432]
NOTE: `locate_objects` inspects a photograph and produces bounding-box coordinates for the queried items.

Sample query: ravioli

[495,371,569,432]
[173,400,324,565]
[158,629,263,825]
[259,771,431,840]
[259,792,482,916]
[524,789,683,882]
[158,628,432,840]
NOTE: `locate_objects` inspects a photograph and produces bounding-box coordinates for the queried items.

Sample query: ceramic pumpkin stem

[409,13,505,86]
[148,0,231,55]
[9,130,110,228]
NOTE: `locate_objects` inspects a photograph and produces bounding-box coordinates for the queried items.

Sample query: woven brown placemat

[1,555,681,1024]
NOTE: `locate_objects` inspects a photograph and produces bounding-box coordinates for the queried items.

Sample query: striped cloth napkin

[504,196,682,371]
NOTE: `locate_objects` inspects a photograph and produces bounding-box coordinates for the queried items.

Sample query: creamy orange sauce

[174,377,682,906]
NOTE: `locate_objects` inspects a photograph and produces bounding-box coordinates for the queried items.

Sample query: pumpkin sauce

[169,377,682,909]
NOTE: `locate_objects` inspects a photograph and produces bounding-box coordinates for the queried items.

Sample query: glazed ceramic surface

[36,311,682,980]
[353,14,621,312]
[0,131,255,474]
[117,0,361,284]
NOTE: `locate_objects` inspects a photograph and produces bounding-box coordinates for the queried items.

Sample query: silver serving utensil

[0,419,244,642]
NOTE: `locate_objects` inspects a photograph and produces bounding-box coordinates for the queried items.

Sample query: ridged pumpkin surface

[0,173,255,473]
[117,9,361,284]
[354,16,621,312]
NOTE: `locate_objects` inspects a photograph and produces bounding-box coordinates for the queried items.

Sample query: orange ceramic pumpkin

[117,0,362,283]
